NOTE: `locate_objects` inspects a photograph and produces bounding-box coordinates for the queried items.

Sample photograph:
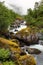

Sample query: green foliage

[0,48,17,65]
[0,48,10,60]
[2,61,15,65]
[0,2,16,32]
[24,0,43,28]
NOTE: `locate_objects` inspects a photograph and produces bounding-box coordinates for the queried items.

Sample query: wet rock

[15,28,39,46]
[26,48,41,54]
[20,50,26,56]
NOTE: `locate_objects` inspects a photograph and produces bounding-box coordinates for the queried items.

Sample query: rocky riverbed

[7,21,43,65]
[21,44,43,65]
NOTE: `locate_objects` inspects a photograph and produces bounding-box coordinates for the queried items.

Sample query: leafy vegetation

[0,0,42,65]
[0,2,16,33]
[0,48,17,65]
[2,61,15,65]
[0,2,21,33]
[0,48,10,60]
[24,0,43,29]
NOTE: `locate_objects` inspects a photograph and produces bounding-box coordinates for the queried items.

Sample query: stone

[18,55,36,65]
[15,28,39,46]
[26,48,41,54]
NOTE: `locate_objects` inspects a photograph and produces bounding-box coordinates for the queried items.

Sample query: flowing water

[9,22,43,65]
[29,44,43,65]
[21,43,43,65]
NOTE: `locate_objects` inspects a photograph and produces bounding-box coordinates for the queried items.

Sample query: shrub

[3,61,16,65]
[0,48,10,60]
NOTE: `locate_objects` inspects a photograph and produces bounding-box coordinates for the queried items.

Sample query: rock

[0,37,36,65]
[0,37,22,53]
[0,37,18,46]
[18,55,36,65]
[15,27,39,46]
[20,50,26,56]
[37,33,43,40]
[26,48,41,54]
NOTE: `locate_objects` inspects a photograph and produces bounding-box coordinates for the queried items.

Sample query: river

[9,21,43,65]
[21,43,43,65]
[29,44,43,65]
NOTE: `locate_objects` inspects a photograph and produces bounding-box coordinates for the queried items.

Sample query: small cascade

[29,44,43,52]
[9,20,27,34]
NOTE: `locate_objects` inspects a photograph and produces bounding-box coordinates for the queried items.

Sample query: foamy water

[21,44,43,65]
[29,44,43,52]
[29,44,43,65]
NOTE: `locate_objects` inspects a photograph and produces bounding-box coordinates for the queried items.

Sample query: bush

[3,61,16,65]
[0,48,10,60]
[0,2,16,33]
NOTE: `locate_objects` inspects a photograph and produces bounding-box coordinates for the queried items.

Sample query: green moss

[0,48,10,60]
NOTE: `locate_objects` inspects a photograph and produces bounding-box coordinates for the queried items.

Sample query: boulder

[15,28,39,46]
[18,55,36,65]
[0,37,21,53]
[26,48,41,54]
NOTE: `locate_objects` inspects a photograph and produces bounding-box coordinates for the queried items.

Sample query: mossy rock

[18,55,36,65]
[15,27,39,46]
[0,37,22,53]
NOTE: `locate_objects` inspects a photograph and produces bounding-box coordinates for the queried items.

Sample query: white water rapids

[21,43,43,65]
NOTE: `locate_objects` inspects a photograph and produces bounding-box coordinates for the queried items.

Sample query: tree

[0,2,16,33]
[24,0,43,28]
[34,2,39,10]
